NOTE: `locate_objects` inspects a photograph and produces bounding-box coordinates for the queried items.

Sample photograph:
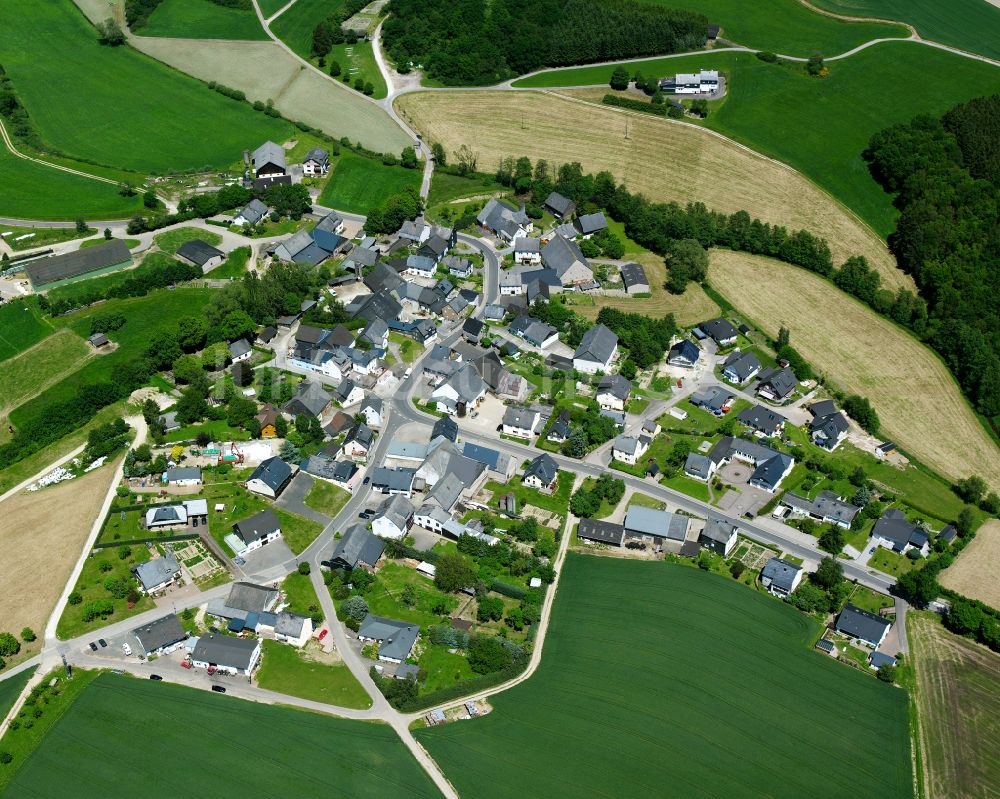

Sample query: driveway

[276,472,332,525]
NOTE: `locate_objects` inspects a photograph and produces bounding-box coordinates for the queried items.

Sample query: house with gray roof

[668,339,700,368]
[596,374,632,411]
[404,254,436,278]
[502,406,540,438]
[357,614,420,663]
[573,324,618,374]
[780,491,860,529]
[251,140,285,177]
[302,146,330,176]
[809,400,850,451]
[324,524,385,570]
[835,604,891,648]
[348,290,403,325]
[577,519,626,547]
[612,435,650,466]
[431,363,486,415]
[698,318,738,347]
[542,234,592,286]
[575,212,607,237]
[191,635,261,675]
[736,404,786,438]
[756,366,798,402]
[133,614,188,656]
[543,191,575,219]
[283,380,333,419]
[514,236,542,265]
[721,350,761,384]
[234,198,269,227]
[522,453,558,493]
[213,582,280,619]
[761,557,803,597]
[164,466,202,486]
[132,554,181,594]
[229,338,252,363]
[373,494,415,539]
[684,452,716,481]
[432,415,458,443]
[690,385,734,416]
[871,508,930,555]
[365,261,404,295]
[461,442,514,481]
[275,230,331,266]
[619,262,650,294]
[699,517,738,556]
[343,422,375,459]
[246,456,294,499]
[371,467,416,497]
[176,239,225,270]
[477,199,531,243]
[232,508,282,552]
[707,436,794,493]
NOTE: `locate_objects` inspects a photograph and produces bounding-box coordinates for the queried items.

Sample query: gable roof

[619,262,649,289]
[176,239,224,266]
[668,339,700,365]
[357,614,419,661]
[372,467,416,493]
[782,491,860,526]
[708,436,793,491]
[284,380,333,418]
[238,198,269,224]
[624,506,689,541]
[252,140,286,170]
[757,366,798,400]
[872,508,928,551]
[133,554,180,591]
[543,191,574,216]
[432,415,458,442]
[575,211,607,235]
[233,508,281,545]
[541,234,588,278]
[574,324,618,364]
[597,374,632,400]
[684,452,714,480]
[761,557,802,593]
[700,517,736,545]
[348,290,402,324]
[229,338,252,359]
[192,635,259,670]
[477,199,529,238]
[524,453,558,486]
[376,494,415,528]
[24,239,131,287]
[736,404,786,436]
[722,350,761,381]
[133,614,186,653]
[328,524,385,568]
[700,318,738,344]
[835,604,891,643]
[303,146,329,165]
[577,518,626,546]
[225,582,279,614]
[345,422,374,450]
[247,457,293,493]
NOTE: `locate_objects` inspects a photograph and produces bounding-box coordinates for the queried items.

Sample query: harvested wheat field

[910,613,1000,799]
[939,520,1000,608]
[709,249,1000,490]
[0,460,120,639]
[571,252,719,326]
[396,90,910,290]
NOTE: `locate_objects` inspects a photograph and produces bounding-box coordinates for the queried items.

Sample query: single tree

[298,561,311,575]
[609,65,630,90]
[75,218,88,234]
[103,227,112,240]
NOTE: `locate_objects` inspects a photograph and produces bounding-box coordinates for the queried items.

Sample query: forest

[381,0,707,85]
[863,93,1000,418]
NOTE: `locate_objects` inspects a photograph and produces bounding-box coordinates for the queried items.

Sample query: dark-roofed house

[251,140,286,178]
[699,318,738,347]
[191,634,261,675]
[737,404,786,438]
[373,494,415,540]
[234,198,269,227]
[577,519,626,547]
[938,524,958,545]
[514,237,542,265]
[132,614,187,657]
[312,212,347,252]
[477,199,531,243]
[612,435,650,466]
[164,466,202,486]
[462,317,485,344]
[760,557,803,597]
[257,326,277,345]
[619,262,650,294]
[283,380,333,419]
[209,582,279,622]
[573,324,618,374]
[668,339,700,368]
[371,467,416,497]
[809,401,850,451]
[88,332,109,348]
[431,363,486,415]
[325,524,386,570]
[871,508,930,555]
[132,553,181,594]
[689,385,734,416]
[523,453,558,493]
[543,191,575,219]
[245,457,294,499]
[275,230,330,266]
[684,452,716,482]
[575,211,607,237]
[502,406,540,438]
[721,350,761,384]
[176,239,225,271]
[708,436,794,492]
[342,422,375,460]
[444,254,473,278]
[699,517,738,556]
[542,234,592,286]
[348,290,403,325]
[546,410,571,444]
[24,239,132,291]
[780,491,860,528]
[596,374,631,412]
[419,233,450,262]
[756,366,798,402]
[357,614,419,663]
[302,146,330,176]
[835,604,892,648]
[624,505,690,550]
[870,651,897,670]
[232,508,282,552]
[432,415,458,443]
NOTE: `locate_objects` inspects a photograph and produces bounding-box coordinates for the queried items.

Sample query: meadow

[647,0,907,54]
[256,639,372,708]
[271,0,345,59]
[910,613,1000,799]
[0,299,53,362]
[709,249,1000,491]
[258,0,289,16]
[318,150,422,213]
[0,148,142,220]
[0,329,92,420]
[0,668,33,716]
[418,554,913,799]
[513,43,1000,239]
[0,225,94,252]
[939,520,1000,609]
[811,0,1000,60]
[153,226,222,254]
[396,89,904,283]
[0,0,291,173]
[0,674,442,798]
[138,0,269,39]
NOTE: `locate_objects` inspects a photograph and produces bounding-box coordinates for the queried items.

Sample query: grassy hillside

[514,42,1000,237]
[419,554,913,799]
[139,0,269,39]
[270,0,345,58]
[646,0,907,54]
[0,298,54,362]
[811,0,1000,60]
[0,0,292,173]
[0,674,441,798]
[318,150,421,213]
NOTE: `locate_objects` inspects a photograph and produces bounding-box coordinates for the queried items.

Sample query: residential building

[699,517,738,557]
[273,612,313,647]
[659,69,719,94]
[371,467,416,497]
[736,404,786,438]
[546,411,571,444]
[477,199,531,243]
[542,234,593,286]
[462,317,485,344]
[324,524,386,570]
[683,452,717,482]
[760,557,803,597]
[245,457,294,499]
[502,406,540,438]
[176,239,224,271]
[257,326,277,345]
[208,582,279,623]
[780,491,860,528]
[284,380,334,419]
[404,254,436,278]
[191,635,261,676]
[144,499,207,530]
[431,363,486,415]
[461,442,515,481]
[689,386,734,416]
[132,554,181,594]
[359,396,384,428]
[522,453,558,493]
[334,378,365,408]
[228,338,252,364]
[707,436,794,492]
[577,519,626,547]
[574,212,608,238]
[372,495,415,540]
[698,318,738,347]
[163,467,202,486]
[623,506,690,548]
[251,140,286,178]
[809,400,850,451]
[596,374,631,411]
[756,366,798,402]
[612,435,650,466]
[232,508,282,553]
[432,415,458,443]
[871,508,930,555]
[443,255,473,278]
[302,147,330,176]
[514,237,542,265]
[543,191,575,219]
[721,350,761,384]
[573,324,618,374]
[342,422,375,460]
[835,604,891,648]
[667,339,700,368]
[357,614,420,663]
[132,614,187,657]
[233,198,269,227]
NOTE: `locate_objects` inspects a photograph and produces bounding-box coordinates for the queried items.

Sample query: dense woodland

[382,0,707,85]
[863,93,1000,418]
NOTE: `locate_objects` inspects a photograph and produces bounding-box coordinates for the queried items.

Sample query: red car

[180,661,192,669]
[318,629,328,641]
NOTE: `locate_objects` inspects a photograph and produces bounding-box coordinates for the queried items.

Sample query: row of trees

[595,307,677,368]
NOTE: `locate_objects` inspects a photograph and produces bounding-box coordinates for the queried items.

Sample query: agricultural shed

[24,239,131,290]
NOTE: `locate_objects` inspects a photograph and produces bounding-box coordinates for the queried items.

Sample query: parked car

[207,666,217,675]
[88,642,98,652]
[122,643,132,656]
[180,661,192,669]
[363,476,370,485]
[209,626,219,634]
[98,639,107,648]
[211,685,227,693]
[318,629,328,640]
[149,674,163,681]
[404,367,412,378]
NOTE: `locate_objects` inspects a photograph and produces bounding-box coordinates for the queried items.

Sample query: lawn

[0,147,142,221]
[0,673,441,798]
[485,469,574,517]
[812,0,1000,61]
[418,554,913,799]
[363,562,459,631]
[868,547,916,578]
[163,419,251,444]
[0,298,53,362]
[327,40,387,99]
[426,170,505,214]
[847,585,894,615]
[910,612,1000,799]
[0,0,292,173]
[303,478,351,518]
[318,150,422,214]
[710,250,1000,492]
[206,245,251,278]
[389,332,418,364]
[0,225,95,251]
[0,329,91,417]
[281,570,322,617]
[417,645,475,693]
[626,492,665,511]
[258,0,289,15]
[271,0,345,60]
[153,226,222,255]
[256,639,372,708]
[79,237,140,249]
[659,472,711,502]
[55,544,157,640]
[139,0,269,40]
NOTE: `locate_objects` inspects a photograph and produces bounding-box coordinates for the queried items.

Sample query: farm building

[251,140,286,178]
[87,333,109,348]
[23,239,132,291]
[619,262,649,294]
[623,506,690,549]
[543,191,575,219]
[176,239,225,270]
[659,69,719,94]
[577,519,625,547]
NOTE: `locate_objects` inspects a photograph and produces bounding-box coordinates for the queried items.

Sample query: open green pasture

[318,150,421,213]
[256,639,372,708]
[0,329,91,415]
[271,0,345,59]
[418,554,913,799]
[517,42,1000,237]
[0,298,53,362]
[811,0,1000,60]
[645,0,907,54]
[0,674,441,798]
[139,0,269,40]
[0,0,291,173]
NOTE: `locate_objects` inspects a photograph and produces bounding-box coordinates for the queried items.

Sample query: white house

[271,611,313,647]
[302,147,330,176]
[132,554,181,594]
[232,508,282,553]
[760,557,804,598]
[357,615,419,664]
[229,338,252,364]
[144,499,208,530]
[372,495,415,540]
[190,635,261,676]
[359,396,384,428]
[573,324,618,374]
[595,375,631,412]
[245,457,294,499]
[514,237,542,265]
[612,435,649,466]
[163,467,202,487]
[502,406,540,439]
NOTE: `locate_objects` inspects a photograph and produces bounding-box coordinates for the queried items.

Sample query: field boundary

[0,117,115,185]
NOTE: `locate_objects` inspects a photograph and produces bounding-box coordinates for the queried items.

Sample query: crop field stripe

[0,329,92,415]
[418,554,912,799]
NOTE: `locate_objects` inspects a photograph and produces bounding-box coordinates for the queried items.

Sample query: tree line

[863,93,1000,418]
[382,0,707,85]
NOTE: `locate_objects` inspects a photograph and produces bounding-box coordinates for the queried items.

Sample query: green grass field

[0,0,292,173]
[0,329,91,414]
[0,667,34,718]
[258,0,289,15]
[0,225,95,251]
[153,226,222,254]
[318,150,422,213]
[811,0,1000,60]
[327,40,387,99]
[271,0,345,59]
[79,236,139,249]
[0,674,441,798]
[256,640,372,707]
[303,478,350,517]
[206,245,251,278]
[646,0,907,54]
[0,148,143,220]
[517,42,1000,237]
[140,0,269,40]
[0,298,53,362]
[418,554,913,799]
